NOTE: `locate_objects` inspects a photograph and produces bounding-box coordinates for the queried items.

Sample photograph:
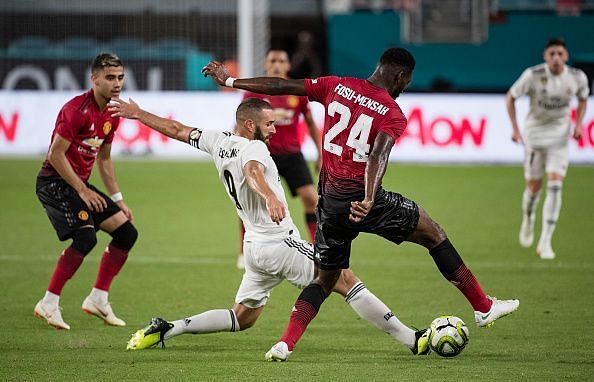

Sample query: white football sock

[522,188,541,221]
[164,309,240,340]
[345,282,416,349]
[43,291,60,306]
[540,180,562,246]
[89,288,108,304]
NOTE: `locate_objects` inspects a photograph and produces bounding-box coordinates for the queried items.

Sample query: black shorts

[36,176,121,241]
[313,188,419,270]
[271,153,314,197]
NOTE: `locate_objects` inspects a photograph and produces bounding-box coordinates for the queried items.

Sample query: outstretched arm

[109,97,197,143]
[201,61,307,96]
[244,160,286,225]
[349,132,394,223]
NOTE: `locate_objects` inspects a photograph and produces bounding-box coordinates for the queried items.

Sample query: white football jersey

[510,63,589,148]
[190,129,298,242]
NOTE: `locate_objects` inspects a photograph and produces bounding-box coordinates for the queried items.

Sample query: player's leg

[35,227,97,330]
[536,146,568,259]
[406,206,519,327]
[520,147,545,247]
[266,220,349,361]
[165,303,261,339]
[128,241,277,350]
[127,249,275,351]
[333,269,429,355]
[266,268,340,361]
[82,187,138,326]
[164,245,278,338]
[126,303,260,350]
[170,302,260,336]
[34,177,99,330]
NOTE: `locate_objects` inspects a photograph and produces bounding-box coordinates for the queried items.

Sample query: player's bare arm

[97,143,133,221]
[48,134,107,212]
[201,61,306,96]
[574,98,588,140]
[243,160,286,225]
[109,97,196,143]
[506,91,523,143]
[304,110,323,172]
[349,132,394,223]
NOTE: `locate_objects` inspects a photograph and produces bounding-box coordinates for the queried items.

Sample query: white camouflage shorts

[235,236,314,309]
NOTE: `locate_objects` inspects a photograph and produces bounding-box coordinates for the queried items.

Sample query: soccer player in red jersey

[236,49,322,269]
[203,47,520,361]
[34,53,138,330]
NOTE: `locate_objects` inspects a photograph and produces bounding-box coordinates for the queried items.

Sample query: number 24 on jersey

[324,101,373,163]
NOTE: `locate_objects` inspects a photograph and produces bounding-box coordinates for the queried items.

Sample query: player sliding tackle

[110,97,431,355]
[202,47,520,362]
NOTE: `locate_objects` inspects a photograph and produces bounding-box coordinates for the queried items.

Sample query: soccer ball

[428,315,469,357]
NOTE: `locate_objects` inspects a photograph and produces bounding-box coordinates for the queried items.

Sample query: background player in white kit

[506,37,589,259]
[109,97,430,355]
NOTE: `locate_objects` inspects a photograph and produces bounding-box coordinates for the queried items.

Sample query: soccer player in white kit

[109,97,430,355]
[506,38,589,259]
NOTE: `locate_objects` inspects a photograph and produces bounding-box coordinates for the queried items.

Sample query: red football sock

[278,283,328,351]
[450,265,492,313]
[280,300,319,351]
[93,243,129,292]
[47,247,85,295]
[305,213,317,243]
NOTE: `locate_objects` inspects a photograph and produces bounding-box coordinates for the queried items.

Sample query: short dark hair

[379,47,415,73]
[545,37,566,50]
[236,98,273,122]
[92,53,123,73]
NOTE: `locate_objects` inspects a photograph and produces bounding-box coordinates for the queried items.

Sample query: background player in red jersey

[203,47,520,361]
[34,53,138,330]
[236,49,322,269]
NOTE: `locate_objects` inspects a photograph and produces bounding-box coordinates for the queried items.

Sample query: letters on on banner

[0,91,593,163]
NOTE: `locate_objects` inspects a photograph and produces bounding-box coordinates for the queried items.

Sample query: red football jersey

[39,89,120,182]
[304,76,407,197]
[242,92,310,155]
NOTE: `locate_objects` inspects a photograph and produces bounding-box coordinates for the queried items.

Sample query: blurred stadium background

[0,0,593,161]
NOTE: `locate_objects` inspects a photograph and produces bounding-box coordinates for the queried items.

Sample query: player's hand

[349,199,373,223]
[108,97,140,119]
[573,126,583,141]
[266,197,286,225]
[511,130,523,144]
[201,61,230,86]
[116,200,134,223]
[78,187,107,212]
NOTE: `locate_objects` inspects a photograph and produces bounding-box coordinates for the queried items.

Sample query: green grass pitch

[1,159,593,381]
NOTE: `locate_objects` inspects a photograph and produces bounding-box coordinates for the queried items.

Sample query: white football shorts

[235,236,314,309]
[524,144,569,180]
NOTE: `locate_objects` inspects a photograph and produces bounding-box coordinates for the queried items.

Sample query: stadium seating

[7,36,53,59]
[1,35,219,90]
[109,37,145,59]
[62,36,102,59]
